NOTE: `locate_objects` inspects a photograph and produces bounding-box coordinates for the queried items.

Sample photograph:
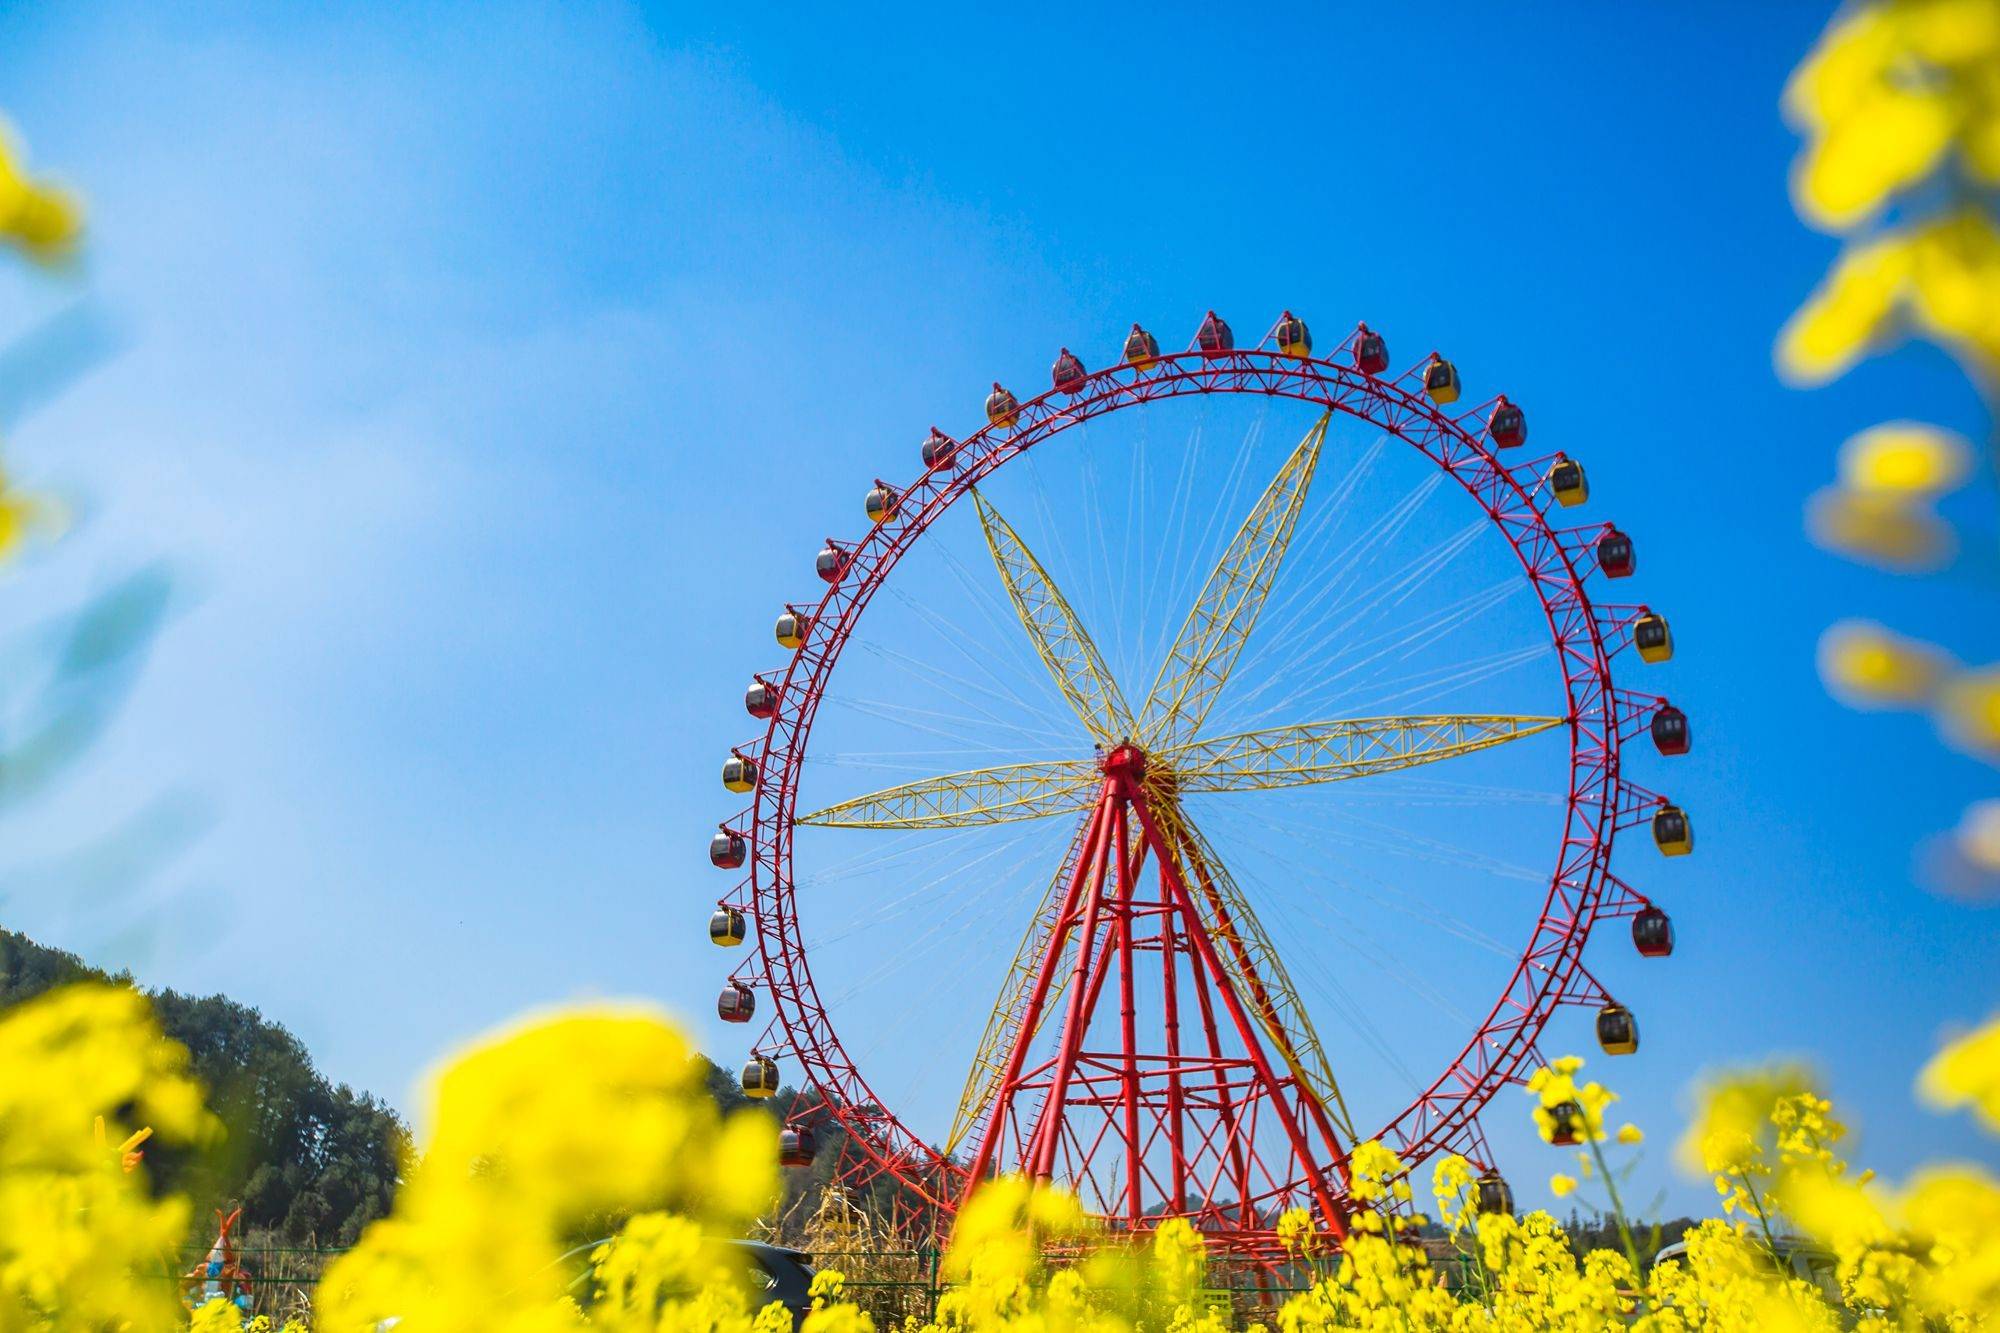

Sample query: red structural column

[1026,787,1120,1181]
[1160,863,1188,1212]
[966,793,1113,1186]
[1114,796,1143,1221]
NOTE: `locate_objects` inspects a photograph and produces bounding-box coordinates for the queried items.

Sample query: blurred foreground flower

[1783,1,2000,882]
[1937,664,2000,757]
[1919,1009,2000,1130]
[0,120,81,263]
[0,984,210,1328]
[1817,619,1953,707]
[1809,421,1976,568]
[316,1002,779,1333]
[1805,484,1956,569]
[1839,421,1975,495]
[1780,0,2000,232]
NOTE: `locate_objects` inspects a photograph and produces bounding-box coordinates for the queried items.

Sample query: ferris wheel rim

[718,338,1657,1220]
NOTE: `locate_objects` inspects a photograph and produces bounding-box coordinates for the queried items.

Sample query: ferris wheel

[705,310,1689,1256]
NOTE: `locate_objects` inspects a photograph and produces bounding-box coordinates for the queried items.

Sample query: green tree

[0,929,406,1244]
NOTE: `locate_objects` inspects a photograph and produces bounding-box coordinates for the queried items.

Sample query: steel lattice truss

[709,322,1685,1257]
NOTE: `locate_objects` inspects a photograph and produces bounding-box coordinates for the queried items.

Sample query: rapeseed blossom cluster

[312,1002,781,1332]
[7,981,2000,1329]
[0,984,211,1329]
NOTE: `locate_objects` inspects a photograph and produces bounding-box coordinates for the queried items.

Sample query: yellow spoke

[973,489,1138,744]
[798,759,1097,830]
[1165,714,1562,793]
[1140,412,1331,750]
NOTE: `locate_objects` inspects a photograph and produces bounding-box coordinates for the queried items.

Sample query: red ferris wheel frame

[716,331,1675,1235]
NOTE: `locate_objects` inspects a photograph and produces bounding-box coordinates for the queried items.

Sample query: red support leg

[966,745,1351,1252]
[1026,791,1120,1180]
[967,792,1113,1185]
[1114,797,1142,1223]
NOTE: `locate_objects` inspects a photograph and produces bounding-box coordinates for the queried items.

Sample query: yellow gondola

[1549,456,1589,507]
[1275,311,1312,359]
[1634,611,1673,663]
[1596,1004,1639,1055]
[709,906,746,947]
[1653,804,1693,856]
[1123,323,1160,370]
[741,1055,780,1099]
[865,483,899,525]
[985,382,1019,429]
[776,609,809,651]
[1423,355,1461,404]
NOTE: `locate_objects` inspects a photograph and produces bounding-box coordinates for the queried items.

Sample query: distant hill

[0,929,405,1246]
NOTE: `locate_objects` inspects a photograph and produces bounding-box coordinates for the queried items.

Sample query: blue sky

[1,1,1996,1218]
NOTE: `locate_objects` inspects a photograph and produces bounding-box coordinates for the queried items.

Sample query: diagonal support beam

[1165,714,1562,794]
[973,489,1138,744]
[798,759,1097,829]
[1158,803,1359,1149]
[1140,412,1330,751]
[948,812,1094,1156]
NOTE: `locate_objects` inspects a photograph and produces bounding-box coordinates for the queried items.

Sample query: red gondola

[1632,906,1674,957]
[1487,397,1527,448]
[1351,323,1390,375]
[1650,705,1689,756]
[1597,528,1635,578]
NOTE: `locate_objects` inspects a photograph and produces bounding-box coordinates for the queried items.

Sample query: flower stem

[1586,1135,1645,1284]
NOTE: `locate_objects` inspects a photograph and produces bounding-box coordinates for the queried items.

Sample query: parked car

[548,1235,815,1328]
[728,1240,816,1328]
[1651,1235,1842,1306]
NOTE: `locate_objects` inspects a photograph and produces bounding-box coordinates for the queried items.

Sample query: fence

[172,1245,343,1322]
[168,1241,1470,1323]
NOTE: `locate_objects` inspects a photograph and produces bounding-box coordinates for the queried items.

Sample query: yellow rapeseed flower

[1680,1066,1815,1180]
[1778,230,1917,382]
[1918,1010,2000,1130]
[1786,0,2000,229]
[0,121,81,263]
[1616,1123,1645,1146]
[1836,421,1975,495]
[1526,1055,1617,1144]
[1935,664,2000,757]
[0,984,212,1329]
[1274,1206,1319,1257]
[1429,1153,1476,1235]
[1793,84,1954,231]
[1905,207,2000,372]
[1782,208,2000,381]
[1817,619,1954,707]
[1345,1139,1406,1205]
[317,1002,781,1333]
[1549,1173,1578,1199]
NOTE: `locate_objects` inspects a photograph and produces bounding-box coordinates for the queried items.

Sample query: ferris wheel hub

[1097,742,1148,781]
